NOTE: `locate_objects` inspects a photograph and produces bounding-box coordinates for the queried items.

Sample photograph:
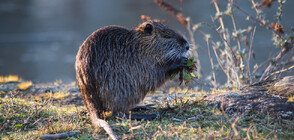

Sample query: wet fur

[76,21,188,116]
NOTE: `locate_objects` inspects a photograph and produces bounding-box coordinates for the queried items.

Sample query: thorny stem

[277,0,285,22]
[265,65,294,80]
[198,25,232,83]
[250,0,261,15]
[212,0,240,87]
[247,26,257,83]
[155,0,293,85]
[232,3,283,39]
[187,20,202,75]
[229,1,242,51]
[231,13,242,50]
[212,46,232,83]
[230,10,246,84]
[205,37,217,87]
[260,39,294,81]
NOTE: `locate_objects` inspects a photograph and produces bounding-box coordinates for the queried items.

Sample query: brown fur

[75,20,189,118]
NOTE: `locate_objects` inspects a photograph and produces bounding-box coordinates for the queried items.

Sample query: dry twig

[40,131,80,140]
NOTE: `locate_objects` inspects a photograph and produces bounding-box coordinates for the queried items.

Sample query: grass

[0,97,88,139]
[17,81,33,90]
[1,89,294,139]
[0,75,20,83]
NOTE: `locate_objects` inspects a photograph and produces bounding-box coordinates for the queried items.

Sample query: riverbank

[1,76,293,139]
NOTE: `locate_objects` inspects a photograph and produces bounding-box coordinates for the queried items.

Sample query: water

[0,0,293,83]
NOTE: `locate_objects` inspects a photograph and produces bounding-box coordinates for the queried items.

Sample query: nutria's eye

[144,24,153,35]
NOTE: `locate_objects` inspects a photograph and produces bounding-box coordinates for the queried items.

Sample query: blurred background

[0,0,293,83]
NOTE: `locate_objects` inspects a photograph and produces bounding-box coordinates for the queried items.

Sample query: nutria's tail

[90,113,118,140]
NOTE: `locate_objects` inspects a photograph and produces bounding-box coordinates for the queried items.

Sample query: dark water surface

[0,0,293,83]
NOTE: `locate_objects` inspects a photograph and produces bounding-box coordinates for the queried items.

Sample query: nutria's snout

[184,42,190,51]
[181,42,190,58]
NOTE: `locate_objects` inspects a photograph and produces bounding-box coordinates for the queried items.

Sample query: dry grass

[18,81,33,90]
[0,75,20,83]
[1,89,293,139]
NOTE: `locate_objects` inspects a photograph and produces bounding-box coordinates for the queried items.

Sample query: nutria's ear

[144,24,153,35]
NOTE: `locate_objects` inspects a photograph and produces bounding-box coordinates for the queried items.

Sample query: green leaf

[187,57,195,67]
[170,71,179,80]
[190,72,196,77]
[187,62,194,67]
[15,124,24,129]
[183,70,191,82]
[188,57,195,61]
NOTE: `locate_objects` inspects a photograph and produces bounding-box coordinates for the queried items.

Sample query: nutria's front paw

[169,57,188,70]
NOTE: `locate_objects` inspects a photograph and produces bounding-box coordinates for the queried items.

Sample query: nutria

[75,20,189,139]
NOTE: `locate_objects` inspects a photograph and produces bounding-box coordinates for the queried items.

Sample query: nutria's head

[132,20,190,64]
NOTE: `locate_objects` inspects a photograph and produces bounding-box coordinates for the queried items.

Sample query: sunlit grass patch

[169,87,207,95]
[52,92,70,100]
[210,87,239,94]
[0,98,50,133]
[18,81,33,90]
[0,97,89,139]
[1,91,294,139]
[0,82,293,139]
[0,75,20,83]
[42,92,70,100]
[288,96,294,102]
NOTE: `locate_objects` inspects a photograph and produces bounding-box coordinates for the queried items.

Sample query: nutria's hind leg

[89,112,118,140]
[130,105,156,111]
[115,104,158,121]
[114,112,159,121]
